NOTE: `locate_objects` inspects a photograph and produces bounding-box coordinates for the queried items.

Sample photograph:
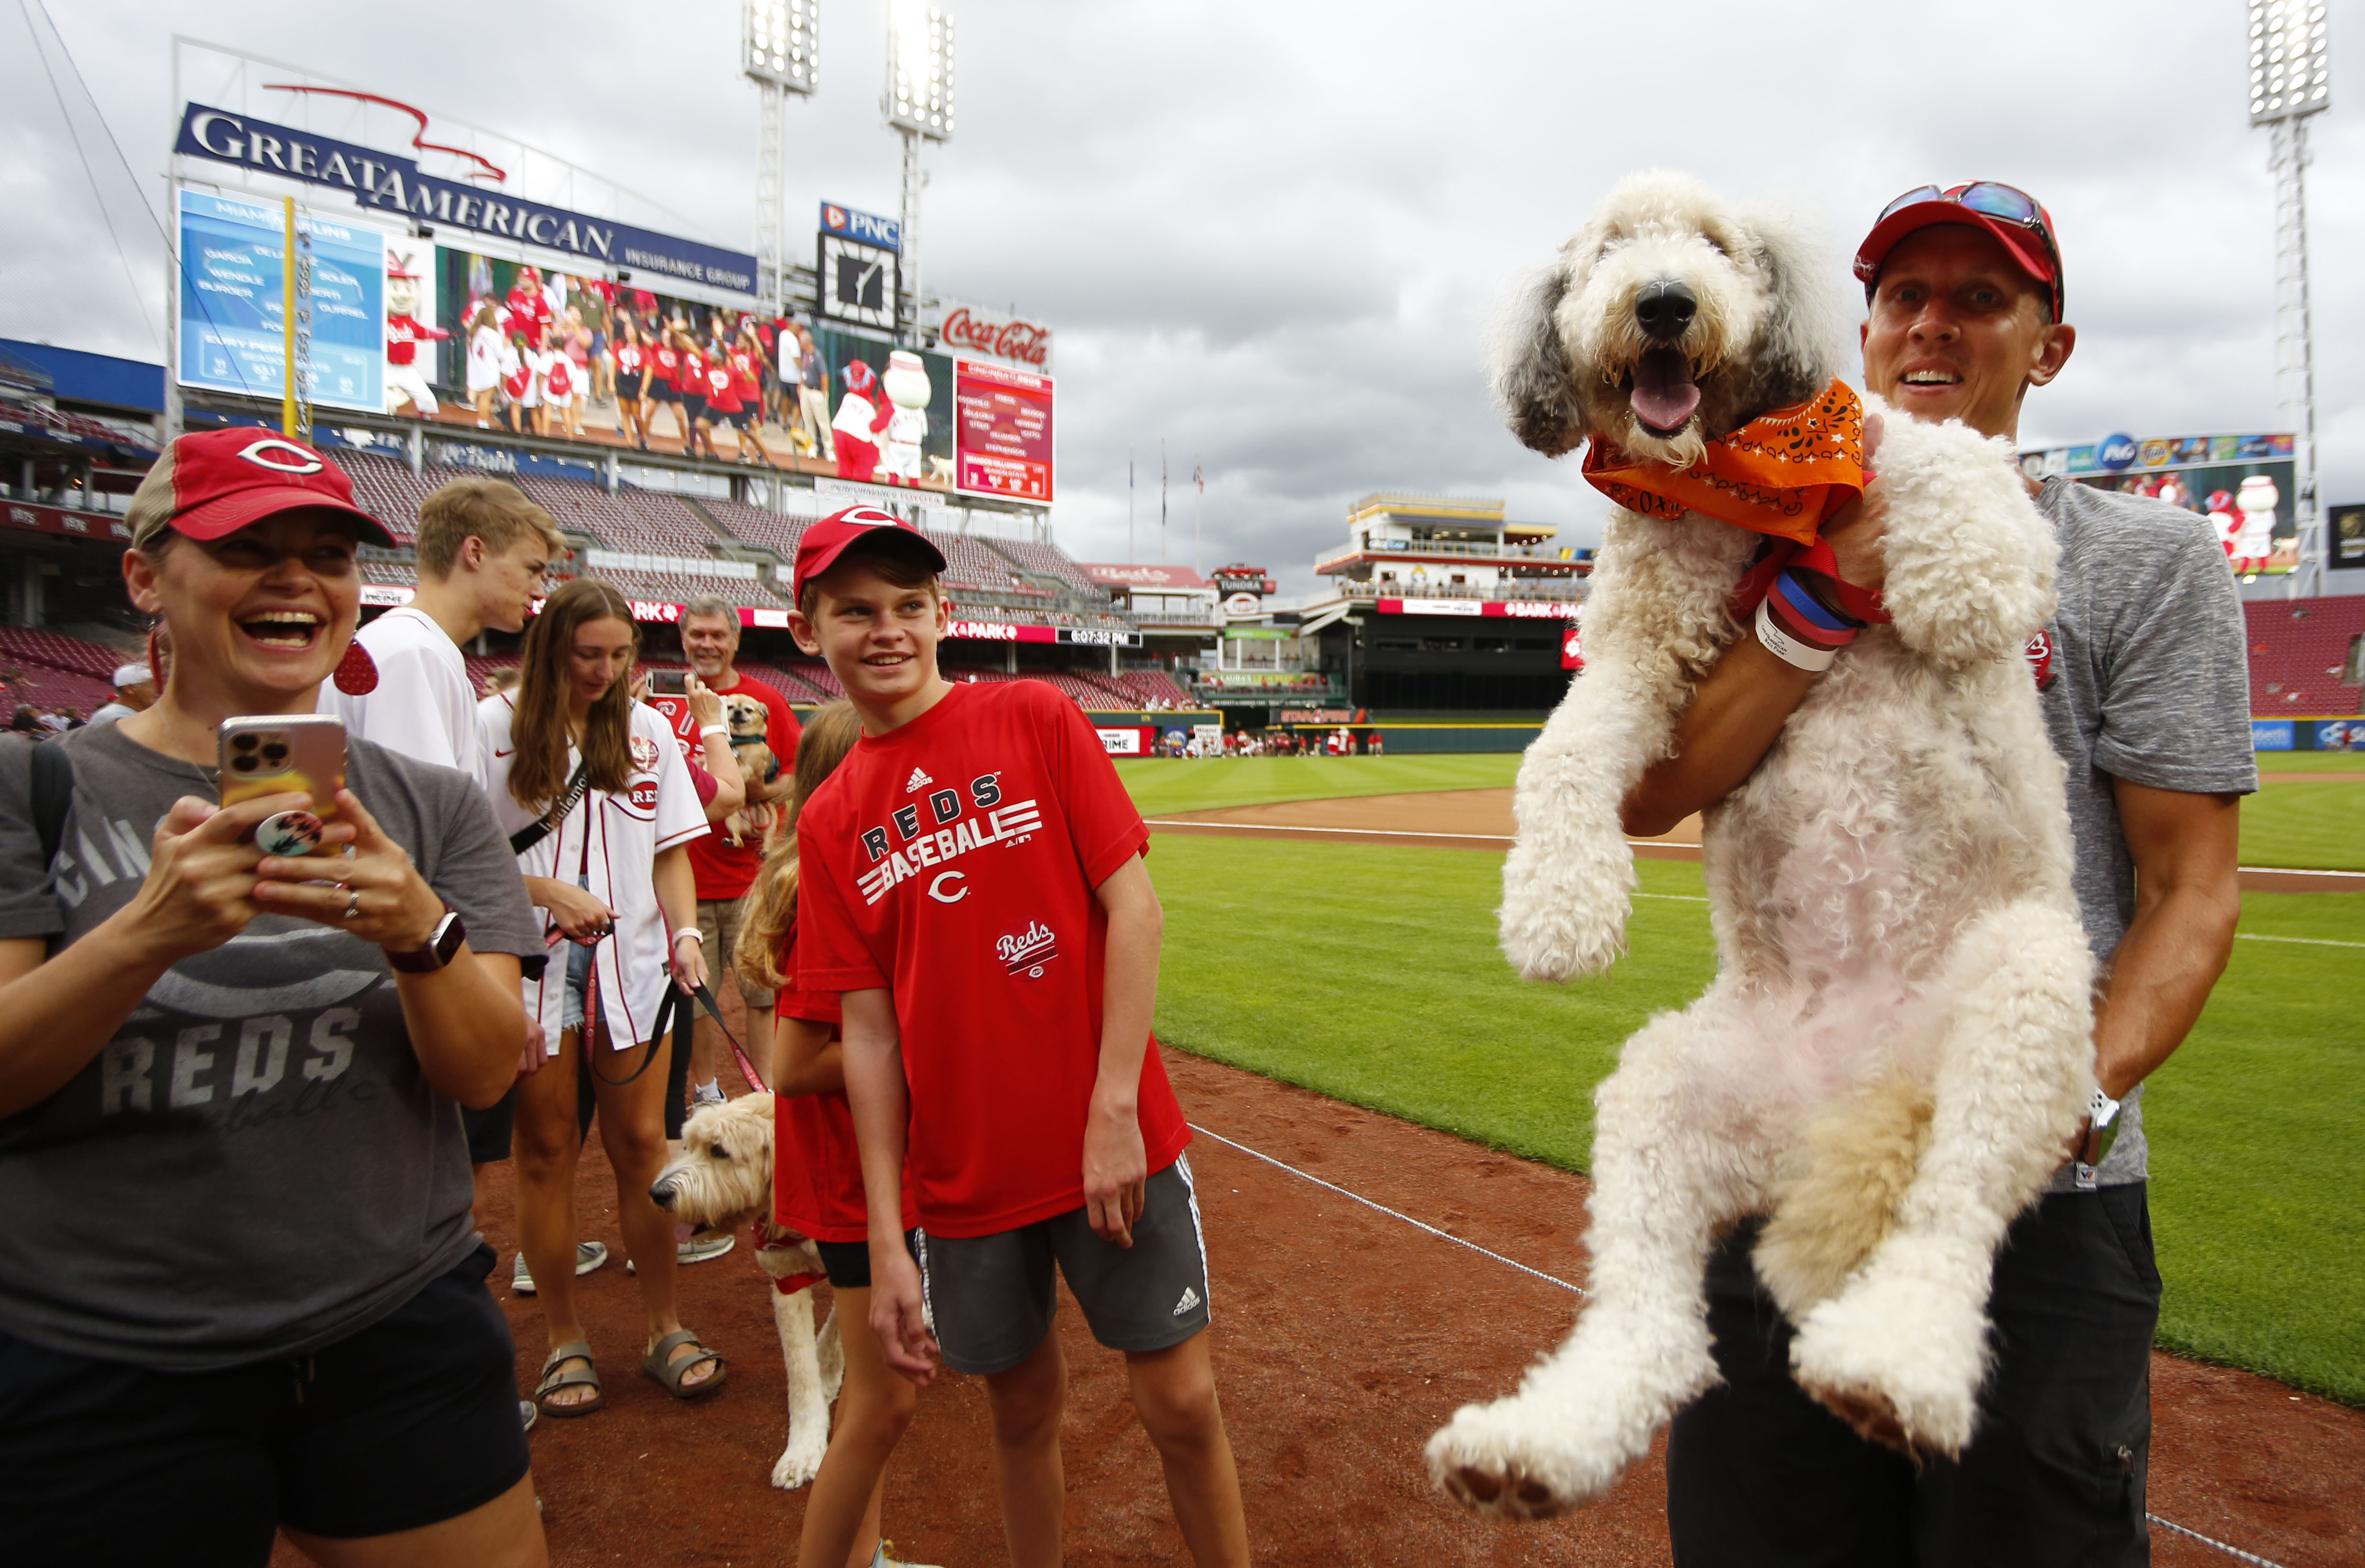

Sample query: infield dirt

[272,1049,2361,1567]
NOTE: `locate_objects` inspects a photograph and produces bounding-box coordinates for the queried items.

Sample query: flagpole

[1160,439,1167,564]
[1128,449,1135,563]
[1194,454,1203,576]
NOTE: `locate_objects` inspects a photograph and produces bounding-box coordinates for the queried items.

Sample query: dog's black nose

[1635,280,1696,341]
[649,1181,675,1209]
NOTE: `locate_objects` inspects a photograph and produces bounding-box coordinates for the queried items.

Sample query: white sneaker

[872,1541,942,1568]
[625,1234,736,1274]
[513,1241,609,1295]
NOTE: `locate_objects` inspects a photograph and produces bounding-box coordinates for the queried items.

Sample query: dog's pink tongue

[1630,348,1701,433]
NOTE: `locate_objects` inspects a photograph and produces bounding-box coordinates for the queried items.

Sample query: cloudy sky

[6,0,2361,592]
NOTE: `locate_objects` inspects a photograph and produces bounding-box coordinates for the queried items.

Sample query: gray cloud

[7,0,2360,590]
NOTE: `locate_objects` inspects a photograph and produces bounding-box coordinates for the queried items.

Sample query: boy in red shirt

[788,508,1249,1568]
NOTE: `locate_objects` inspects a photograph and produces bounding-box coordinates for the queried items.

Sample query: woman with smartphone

[0,429,550,1566]
[476,578,726,1419]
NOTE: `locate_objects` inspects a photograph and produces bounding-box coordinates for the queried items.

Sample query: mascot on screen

[879,350,931,486]
[830,358,891,484]
[384,253,448,418]
[2232,474,2280,579]
[1423,171,2095,1521]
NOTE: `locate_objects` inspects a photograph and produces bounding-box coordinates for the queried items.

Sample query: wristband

[699,724,729,739]
[1755,571,1857,673]
[672,926,704,945]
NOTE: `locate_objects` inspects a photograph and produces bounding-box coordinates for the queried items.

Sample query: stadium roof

[0,340,164,416]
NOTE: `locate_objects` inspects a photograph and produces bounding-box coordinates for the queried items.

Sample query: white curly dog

[650,1093,845,1490]
[1424,171,2098,1519]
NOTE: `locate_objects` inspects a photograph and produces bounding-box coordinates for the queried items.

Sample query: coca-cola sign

[938,301,1052,371]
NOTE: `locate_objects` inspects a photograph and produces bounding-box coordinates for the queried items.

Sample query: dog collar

[1580,379,1866,549]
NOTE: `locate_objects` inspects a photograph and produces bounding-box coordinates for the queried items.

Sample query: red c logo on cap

[236,439,325,475]
[840,507,901,528]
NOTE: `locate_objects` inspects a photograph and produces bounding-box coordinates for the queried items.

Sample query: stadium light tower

[885,3,955,347]
[745,0,819,318]
[2248,0,2331,596]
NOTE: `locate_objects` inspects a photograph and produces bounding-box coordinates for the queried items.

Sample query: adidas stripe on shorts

[916,1155,1211,1376]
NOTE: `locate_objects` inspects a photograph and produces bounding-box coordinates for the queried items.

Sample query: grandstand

[691,493,812,564]
[510,475,725,559]
[340,450,435,544]
[987,537,1100,594]
[2248,597,2365,711]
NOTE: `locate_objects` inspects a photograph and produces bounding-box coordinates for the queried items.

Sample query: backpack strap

[28,741,73,870]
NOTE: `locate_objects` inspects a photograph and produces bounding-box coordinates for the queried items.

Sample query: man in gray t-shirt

[1633,187,2252,1566]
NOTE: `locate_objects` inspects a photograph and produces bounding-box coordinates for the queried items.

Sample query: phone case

[219,714,347,853]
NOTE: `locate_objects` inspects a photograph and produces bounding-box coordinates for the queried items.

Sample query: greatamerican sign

[176,104,757,294]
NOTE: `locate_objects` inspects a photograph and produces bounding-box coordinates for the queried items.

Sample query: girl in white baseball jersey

[479,578,727,1417]
[465,303,504,428]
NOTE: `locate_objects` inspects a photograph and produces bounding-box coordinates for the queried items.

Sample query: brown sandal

[535,1340,604,1417]
[642,1329,726,1400]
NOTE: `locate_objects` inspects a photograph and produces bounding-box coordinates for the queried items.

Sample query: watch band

[386,908,466,974]
[2076,1086,2123,1169]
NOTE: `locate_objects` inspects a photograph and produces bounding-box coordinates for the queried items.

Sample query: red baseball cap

[125,428,396,552]
[792,505,947,604]
[1854,181,2064,321]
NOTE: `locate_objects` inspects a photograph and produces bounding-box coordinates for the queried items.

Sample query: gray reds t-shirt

[0,722,538,1370]
[2034,477,2257,1193]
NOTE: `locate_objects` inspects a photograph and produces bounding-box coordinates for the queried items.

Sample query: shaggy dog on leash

[1424,171,2096,1518]
[651,1093,845,1489]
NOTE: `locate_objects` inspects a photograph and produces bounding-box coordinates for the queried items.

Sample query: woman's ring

[343,889,361,922]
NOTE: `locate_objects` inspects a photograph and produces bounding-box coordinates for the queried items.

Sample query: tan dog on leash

[651,1093,845,1488]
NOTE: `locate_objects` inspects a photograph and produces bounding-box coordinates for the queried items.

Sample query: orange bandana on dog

[1581,380,1866,548]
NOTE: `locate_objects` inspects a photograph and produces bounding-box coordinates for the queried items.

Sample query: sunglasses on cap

[1867,181,2063,306]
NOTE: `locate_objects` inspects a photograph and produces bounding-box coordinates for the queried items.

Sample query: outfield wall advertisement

[177,190,385,412]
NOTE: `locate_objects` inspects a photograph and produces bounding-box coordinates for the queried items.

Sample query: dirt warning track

[271,1049,2361,1567]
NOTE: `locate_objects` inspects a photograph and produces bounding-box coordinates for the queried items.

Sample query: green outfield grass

[1150,834,2365,1404]
[2241,779,2365,870]
[1114,755,1518,818]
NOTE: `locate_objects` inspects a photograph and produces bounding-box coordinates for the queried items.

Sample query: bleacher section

[510,476,722,558]
[1118,669,1193,708]
[691,494,815,564]
[339,450,436,544]
[2247,597,2365,712]
[0,627,122,680]
[986,537,1101,594]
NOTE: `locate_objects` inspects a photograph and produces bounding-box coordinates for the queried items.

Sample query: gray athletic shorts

[917,1155,1210,1376]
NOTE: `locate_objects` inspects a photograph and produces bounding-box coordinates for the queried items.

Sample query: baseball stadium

[2,11,2362,1568]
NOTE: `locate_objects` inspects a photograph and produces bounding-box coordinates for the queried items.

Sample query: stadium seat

[2246,597,2365,713]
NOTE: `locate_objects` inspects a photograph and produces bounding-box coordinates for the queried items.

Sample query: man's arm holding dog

[1620,485,1889,836]
[842,985,938,1384]
[2090,779,2241,1098]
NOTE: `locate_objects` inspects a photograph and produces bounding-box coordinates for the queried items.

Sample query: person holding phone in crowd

[0,429,549,1565]
[478,579,728,1418]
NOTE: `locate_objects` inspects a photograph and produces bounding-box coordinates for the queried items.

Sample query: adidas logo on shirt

[1172,1285,1202,1316]
[905,767,934,793]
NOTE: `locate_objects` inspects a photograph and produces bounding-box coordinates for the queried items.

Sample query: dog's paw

[770,1436,828,1491]
[1790,1262,1986,1458]
[1423,1399,1626,1520]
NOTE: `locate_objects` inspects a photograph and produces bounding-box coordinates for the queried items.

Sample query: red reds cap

[125,428,396,552]
[1854,181,2064,321]
[792,505,947,604]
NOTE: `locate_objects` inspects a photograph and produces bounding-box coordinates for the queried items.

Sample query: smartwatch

[2076,1087,2123,1169]
[386,907,468,974]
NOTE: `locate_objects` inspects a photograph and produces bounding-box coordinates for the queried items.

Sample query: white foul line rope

[1190,1118,2293,1567]
[2236,932,2365,949]
[1185,1122,1585,1297]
